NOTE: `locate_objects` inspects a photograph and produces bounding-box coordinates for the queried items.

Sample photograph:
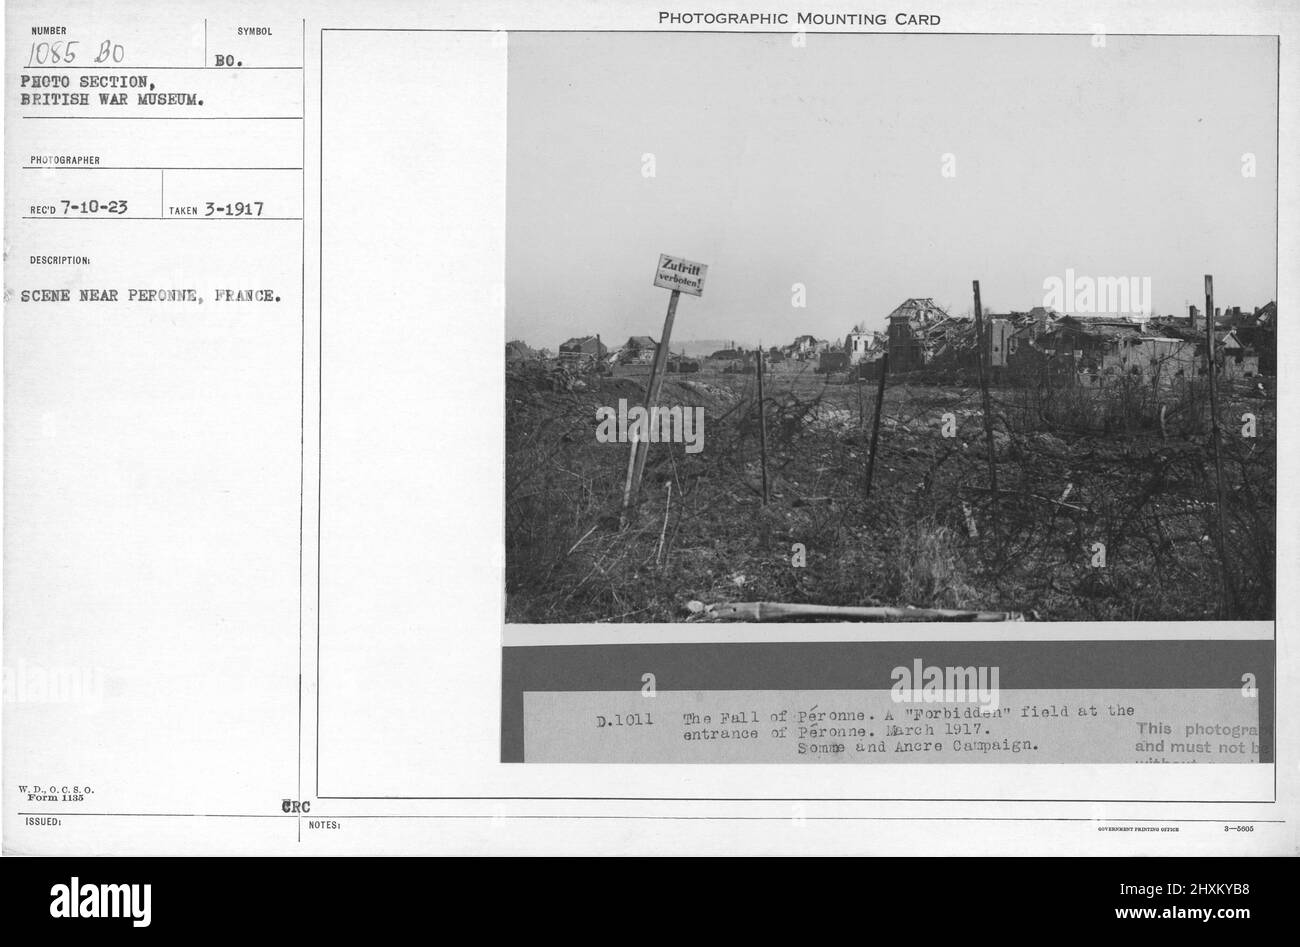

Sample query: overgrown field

[505,364,1275,622]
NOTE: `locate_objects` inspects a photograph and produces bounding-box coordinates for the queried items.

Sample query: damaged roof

[888,298,950,324]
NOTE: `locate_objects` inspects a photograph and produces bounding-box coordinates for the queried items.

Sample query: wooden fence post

[972,280,1001,550]
[864,352,889,497]
[756,347,769,504]
[1204,274,1234,612]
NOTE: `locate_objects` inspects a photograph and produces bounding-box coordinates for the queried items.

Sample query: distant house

[1022,307,1056,332]
[1216,328,1260,379]
[878,304,1060,375]
[619,335,659,365]
[1034,316,1207,387]
[706,346,755,372]
[844,324,886,365]
[1006,321,1040,364]
[921,317,976,368]
[558,335,608,366]
[784,335,829,360]
[505,340,536,364]
[1234,301,1276,373]
[886,298,952,372]
[1110,336,1201,385]
[1039,316,1145,367]
[996,307,1057,343]
[789,334,817,358]
[844,327,869,361]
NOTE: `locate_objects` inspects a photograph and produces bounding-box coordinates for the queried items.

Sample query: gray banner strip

[501,640,1274,763]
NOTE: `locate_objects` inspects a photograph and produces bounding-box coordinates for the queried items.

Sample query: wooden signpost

[622,254,708,519]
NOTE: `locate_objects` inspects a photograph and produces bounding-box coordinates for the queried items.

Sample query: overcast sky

[506,33,1276,350]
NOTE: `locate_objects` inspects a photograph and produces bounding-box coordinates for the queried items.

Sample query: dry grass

[880,523,981,609]
[505,365,1275,622]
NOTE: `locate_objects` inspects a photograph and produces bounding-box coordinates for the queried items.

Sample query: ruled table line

[23,166,304,171]
[23,115,304,120]
[22,216,305,221]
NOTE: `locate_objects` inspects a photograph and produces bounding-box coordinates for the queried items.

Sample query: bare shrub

[880,522,980,609]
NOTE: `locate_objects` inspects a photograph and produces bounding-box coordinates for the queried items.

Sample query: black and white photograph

[505,32,1277,624]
